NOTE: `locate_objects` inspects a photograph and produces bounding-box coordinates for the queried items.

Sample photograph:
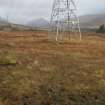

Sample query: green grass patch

[0,50,17,65]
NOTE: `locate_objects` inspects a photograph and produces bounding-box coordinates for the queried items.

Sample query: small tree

[96,24,105,33]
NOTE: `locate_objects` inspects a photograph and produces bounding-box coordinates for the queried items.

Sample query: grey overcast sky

[0,0,105,24]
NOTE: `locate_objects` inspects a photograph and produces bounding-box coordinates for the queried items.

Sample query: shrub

[96,24,105,33]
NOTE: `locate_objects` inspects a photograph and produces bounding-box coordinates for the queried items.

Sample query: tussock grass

[0,50,17,65]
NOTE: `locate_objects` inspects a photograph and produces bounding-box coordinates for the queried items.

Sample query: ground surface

[0,31,105,105]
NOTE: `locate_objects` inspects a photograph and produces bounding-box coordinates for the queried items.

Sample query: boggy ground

[0,31,105,105]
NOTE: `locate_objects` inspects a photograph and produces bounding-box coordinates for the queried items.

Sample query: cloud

[77,0,105,15]
[0,0,104,24]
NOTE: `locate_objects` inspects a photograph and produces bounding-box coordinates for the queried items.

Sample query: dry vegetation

[0,31,105,105]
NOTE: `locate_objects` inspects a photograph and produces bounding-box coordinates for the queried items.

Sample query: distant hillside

[79,14,105,29]
[27,14,105,29]
[10,24,32,31]
[0,17,9,26]
[0,17,32,31]
[27,18,49,28]
[1,14,104,31]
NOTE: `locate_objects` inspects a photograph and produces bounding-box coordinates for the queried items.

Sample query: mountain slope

[26,14,105,29]
[0,17,10,26]
[27,18,49,28]
[79,14,105,28]
[0,17,32,31]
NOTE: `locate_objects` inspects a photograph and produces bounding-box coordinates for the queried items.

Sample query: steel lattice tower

[49,0,82,41]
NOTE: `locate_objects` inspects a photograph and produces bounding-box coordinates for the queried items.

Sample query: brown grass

[0,31,105,105]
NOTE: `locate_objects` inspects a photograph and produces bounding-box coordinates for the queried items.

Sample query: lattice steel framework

[49,0,81,41]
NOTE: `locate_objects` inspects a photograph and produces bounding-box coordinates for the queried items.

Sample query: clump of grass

[0,50,17,65]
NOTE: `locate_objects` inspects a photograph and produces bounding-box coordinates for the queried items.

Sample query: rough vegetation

[96,24,105,33]
[0,31,105,105]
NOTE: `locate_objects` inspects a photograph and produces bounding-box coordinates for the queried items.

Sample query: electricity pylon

[49,0,82,41]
